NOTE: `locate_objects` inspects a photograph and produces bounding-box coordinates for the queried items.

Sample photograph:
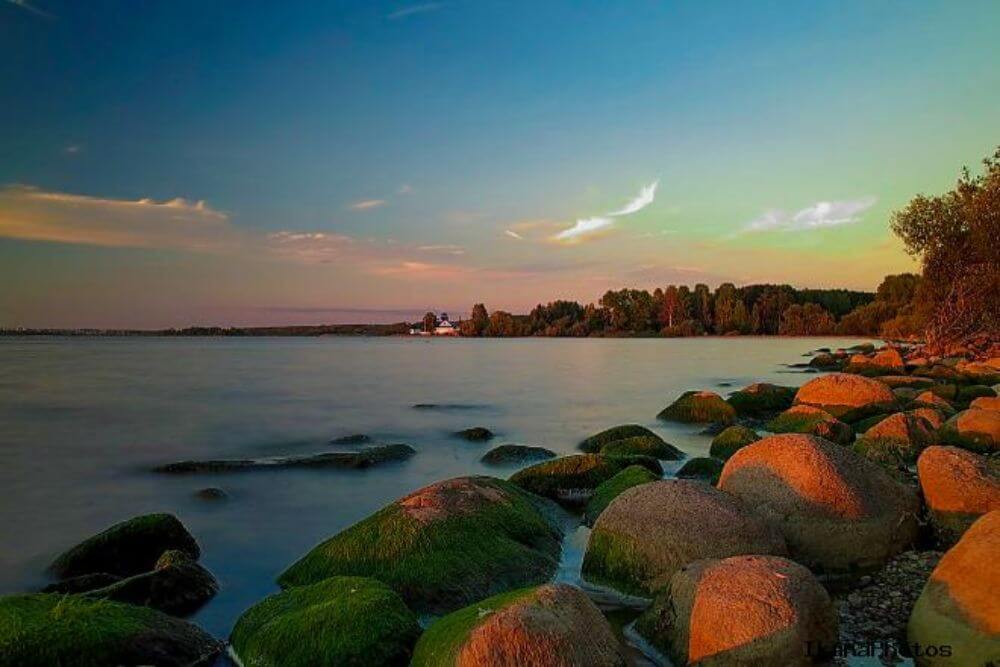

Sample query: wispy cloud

[607,180,658,216]
[349,199,386,211]
[742,196,876,233]
[551,180,658,244]
[397,184,415,195]
[418,244,465,255]
[504,229,524,240]
[387,2,445,20]
[64,144,82,155]
[5,0,54,19]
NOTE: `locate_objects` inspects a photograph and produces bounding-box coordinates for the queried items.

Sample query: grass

[579,424,658,453]
[231,577,421,667]
[410,587,535,667]
[584,465,658,526]
[277,477,561,614]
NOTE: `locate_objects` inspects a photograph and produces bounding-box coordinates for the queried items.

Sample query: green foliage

[231,577,421,667]
[584,465,659,526]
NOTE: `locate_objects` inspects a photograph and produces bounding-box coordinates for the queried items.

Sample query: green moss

[957,385,996,405]
[509,455,661,505]
[853,437,923,469]
[675,457,724,484]
[0,593,220,667]
[579,424,658,453]
[657,391,736,424]
[766,409,831,433]
[50,513,199,579]
[725,384,796,416]
[929,384,959,401]
[231,577,421,667]
[410,587,535,667]
[581,530,655,598]
[599,435,682,460]
[480,444,556,465]
[584,466,659,526]
[277,477,561,614]
[853,413,894,434]
[709,426,760,460]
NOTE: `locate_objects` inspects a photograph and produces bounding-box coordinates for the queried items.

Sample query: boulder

[155,444,416,473]
[709,425,760,460]
[454,427,494,442]
[636,555,838,666]
[50,513,199,579]
[913,364,963,383]
[928,383,959,401]
[598,435,682,460]
[582,480,786,597]
[766,405,854,445]
[808,353,840,369]
[909,407,947,430]
[846,347,905,375]
[40,573,121,595]
[718,434,920,574]
[726,383,796,416]
[0,593,222,667]
[893,387,919,403]
[277,476,562,614]
[675,457,724,484]
[854,412,935,467]
[912,391,957,416]
[194,487,227,501]
[85,550,219,616]
[793,373,897,422]
[410,584,626,667]
[657,391,736,425]
[938,409,1000,453]
[330,433,372,445]
[877,375,935,390]
[957,384,997,405]
[481,444,556,465]
[957,361,1000,386]
[231,576,421,667]
[579,424,659,453]
[917,446,1000,546]
[509,454,662,506]
[908,511,1000,666]
[583,465,659,527]
[970,395,1000,412]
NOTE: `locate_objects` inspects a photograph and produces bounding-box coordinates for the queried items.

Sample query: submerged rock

[410,583,626,667]
[709,425,760,460]
[794,373,897,422]
[636,555,837,666]
[908,511,1000,666]
[938,408,1000,453]
[765,405,854,445]
[154,444,416,473]
[718,434,920,575]
[726,383,796,416]
[194,487,227,501]
[453,427,495,442]
[509,454,662,506]
[917,446,1000,546]
[480,444,556,465]
[277,476,562,614]
[583,465,659,526]
[330,433,372,445]
[578,424,659,453]
[0,593,222,667]
[582,480,786,597]
[84,550,218,616]
[657,390,736,424]
[50,513,199,579]
[231,576,421,667]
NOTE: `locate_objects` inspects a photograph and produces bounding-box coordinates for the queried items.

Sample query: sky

[2,0,998,328]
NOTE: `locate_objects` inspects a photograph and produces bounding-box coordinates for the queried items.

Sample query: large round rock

[278,476,562,614]
[908,511,1000,666]
[411,583,626,667]
[938,408,1000,453]
[917,446,1000,546]
[581,480,786,597]
[718,434,919,574]
[793,373,896,422]
[636,555,838,666]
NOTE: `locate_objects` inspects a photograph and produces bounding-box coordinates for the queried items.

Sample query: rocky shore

[1,341,998,666]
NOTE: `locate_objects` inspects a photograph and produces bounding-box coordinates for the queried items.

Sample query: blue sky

[2,1,998,327]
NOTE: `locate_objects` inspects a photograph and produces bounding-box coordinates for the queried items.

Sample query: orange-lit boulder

[636,555,838,666]
[765,405,853,445]
[911,391,957,416]
[846,348,905,375]
[909,407,947,430]
[793,373,896,422]
[917,446,1000,545]
[939,408,1000,453]
[970,396,1000,412]
[855,412,935,466]
[907,511,1000,666]
[718,434,919,573]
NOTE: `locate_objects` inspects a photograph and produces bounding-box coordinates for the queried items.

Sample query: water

[0,335,869,641]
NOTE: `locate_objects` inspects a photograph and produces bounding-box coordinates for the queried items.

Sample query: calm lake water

[0,335,871,641]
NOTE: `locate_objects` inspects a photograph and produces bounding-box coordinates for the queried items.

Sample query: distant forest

[426,273,924,339]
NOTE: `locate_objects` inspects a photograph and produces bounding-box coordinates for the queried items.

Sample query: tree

[693,283,713,332]
[659,285,682,328]
[779,303,835,335]
[460,303,490,336]
[422,311,437,333]
[713,283,742,334]
[890,146,1000,348]
[486,310,517,337]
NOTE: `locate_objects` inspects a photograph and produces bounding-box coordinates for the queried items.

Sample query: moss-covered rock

[939,408,1000,453]
[509,454,662,506]
[892,387,919,404]
[911,390,957,416]
[675,457,724,484]
[909,407,947,430]
[231,576,421,667]
[411,584,626,667]
[480,444,556,465]
[40,573,121,595]
[917,446,1000,546]
[957,361,1000,386]
[846,347,906,376]
[907,511,1000,666]
[598,435,682,460]
[957,384,997,405]
[0,593,222,667]
[876,375,935,390]
[277,476,562,614]
[912,364,963,383]
[793,373,897,422]
[726,383,796,416]
[582,480,787,597]
[578,424,659,453]
[709,425,760,460]
[155,444,416,473]
[928,383,959,401]
[854,412,935,469]
[454,427,494,442]
[583,465,659,526]
[657,390,736,424]
[853,412,894,434]
[636,555,837,666]
[50,513,199,579]
[809,352,841,369]
[84,550,219,616]
[718,434,920,574]
[766,405,854,445]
